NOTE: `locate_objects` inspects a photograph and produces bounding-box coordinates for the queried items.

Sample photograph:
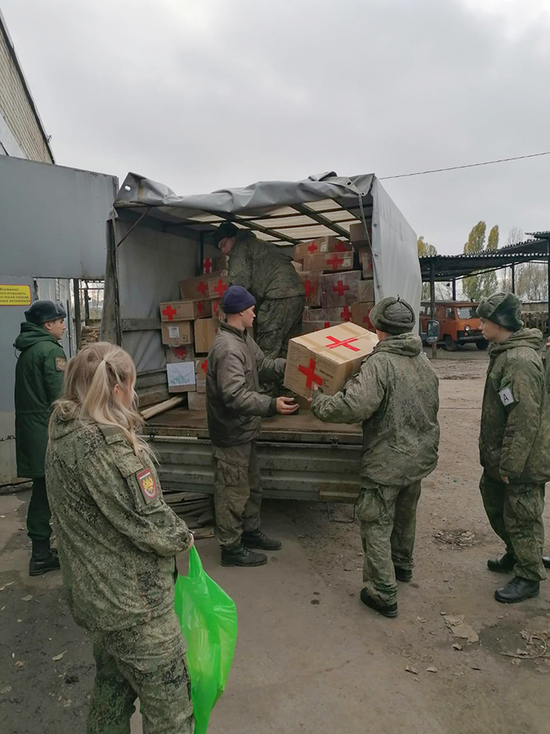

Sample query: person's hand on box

[276,396,299,414]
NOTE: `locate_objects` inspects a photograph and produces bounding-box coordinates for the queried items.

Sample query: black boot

[494,576,540,604]
[360,588,398,618]
[242,530,282,551]
[394,566,412,582]
[487,552,516,573]
[221,544,267,567]
[29,540,60,577]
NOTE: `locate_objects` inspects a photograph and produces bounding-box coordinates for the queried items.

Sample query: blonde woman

[45,343,194,734]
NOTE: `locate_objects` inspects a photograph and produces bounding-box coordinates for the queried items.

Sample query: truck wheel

[444,335,456,351]
[476,339,489,350]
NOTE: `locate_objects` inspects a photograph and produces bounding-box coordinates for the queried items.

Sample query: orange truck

[420,301,488,351]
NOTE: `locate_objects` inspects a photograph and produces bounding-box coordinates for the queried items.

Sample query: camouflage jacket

[311,333,440,486]
[45,417,193,631]
[228,232,305,301]
[480,328,550,482]
[206,322,285,447]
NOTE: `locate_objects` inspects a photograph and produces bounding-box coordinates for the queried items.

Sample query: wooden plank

[141,396,184,421]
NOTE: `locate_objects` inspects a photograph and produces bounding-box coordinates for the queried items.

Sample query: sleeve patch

[499,386,515,406]
[55,357,67,372]
[136,468,158,503]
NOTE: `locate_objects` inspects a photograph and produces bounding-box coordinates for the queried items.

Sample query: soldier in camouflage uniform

[477,292,550,604]
[214,222,305,358]
[311,297,440,617]
[45,343,194,733]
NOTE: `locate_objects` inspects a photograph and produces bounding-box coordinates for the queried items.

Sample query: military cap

[477,292,523,332]
[25,300,67,325]
[213,221,239,246]
[369,296,415,335]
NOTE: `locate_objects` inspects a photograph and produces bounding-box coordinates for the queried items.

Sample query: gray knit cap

[369,296,415,335]
[476,292,523,332]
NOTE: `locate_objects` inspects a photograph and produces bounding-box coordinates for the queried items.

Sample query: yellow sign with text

[0,285,32,306]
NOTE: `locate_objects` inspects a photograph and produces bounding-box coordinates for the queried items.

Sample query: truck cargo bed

[146,407,363,502]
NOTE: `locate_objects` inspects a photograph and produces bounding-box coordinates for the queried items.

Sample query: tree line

[418,224,548,302]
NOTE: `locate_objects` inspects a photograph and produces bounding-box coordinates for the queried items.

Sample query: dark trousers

[27,476,52,542]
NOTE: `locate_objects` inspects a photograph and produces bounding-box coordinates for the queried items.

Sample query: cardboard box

[161,321,193,346]
[324,305,354,323]
[284,323,378,399]
[179,275,217,300]
[302,251,354,273]
[320,271,361,308]
[358,248,373,278]
[351,301,375,331]
[303,307,327,321]
[195,357,208,393]
[194,318,219,353]
[301,321,340,334]
[160,299,211,321]
[211,298,222,320]
[358,279,375,303]
[299,271,321,307]
[349,221,373,249]
[208,276,229,300]
[165,345,195,364]
[202,255,224,275]
[167,361,196,393]
[294,237,351,260]
[188,391,207,411]
[291,260,303,272]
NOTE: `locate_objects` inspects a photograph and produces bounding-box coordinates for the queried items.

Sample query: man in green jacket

[14,300,67,576]
[477,292,550,603]
[207,285,298,567]
[214,222,306,358]
[311,297,440,617]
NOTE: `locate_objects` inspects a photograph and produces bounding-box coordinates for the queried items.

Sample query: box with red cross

[159,300,212,321]
[320,271,361,308]
[179,275,219,301]
[302,251,354,273]
[207,276,229,301]
[294,236,351,260]
[284,323,378,399]
[351,302,375,332]
[202,255,225,275]
[194,357,208,393]
[298,271,321,307]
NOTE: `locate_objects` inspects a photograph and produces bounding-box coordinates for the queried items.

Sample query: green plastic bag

[174,546,237,734]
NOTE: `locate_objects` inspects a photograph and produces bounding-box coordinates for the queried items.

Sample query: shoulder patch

[136,467,158,504]
[55,357,67,372]
[499,386,515,406]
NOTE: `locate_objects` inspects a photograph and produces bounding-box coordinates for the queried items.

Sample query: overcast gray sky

[3,0,550,254]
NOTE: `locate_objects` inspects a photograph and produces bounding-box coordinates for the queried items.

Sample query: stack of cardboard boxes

[159,254,227,410]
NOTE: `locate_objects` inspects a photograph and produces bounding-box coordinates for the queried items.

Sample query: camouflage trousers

[480,472,547,581]
[87,610,194,734]
[357,481,422,605]
[255,295,306,358]
[213,441,262,549]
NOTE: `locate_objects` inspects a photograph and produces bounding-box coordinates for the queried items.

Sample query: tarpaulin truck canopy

[102,171,419,502]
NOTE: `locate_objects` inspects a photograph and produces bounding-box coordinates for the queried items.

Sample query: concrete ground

[1,348,550,733]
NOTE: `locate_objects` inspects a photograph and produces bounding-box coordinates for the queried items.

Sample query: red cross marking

[214,279,228,297]
[203,257,213,274]
[196,300,204,316]
[196,280,208,296]
[298,358,323,389]
[162,304,177,321]
[324,322,331,328]
[173,346,187,359]
[307,241,318,254]
[325,335,360,352]
[304,279,313,298]
[340,306,352,321]
[212,300,220,317]
[334,241,347,252]
[200,359,208,374]
[332,280,349,297]
[327,255,344,270]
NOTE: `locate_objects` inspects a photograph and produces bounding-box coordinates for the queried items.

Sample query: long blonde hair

[51,342,152,458]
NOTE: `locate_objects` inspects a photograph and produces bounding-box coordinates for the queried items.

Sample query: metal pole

[452,279,456,301]
[73,278,81,350]
[430,260,437,359]
[84,282,90,325]
[547,242,550,338]
[511,264,516,293]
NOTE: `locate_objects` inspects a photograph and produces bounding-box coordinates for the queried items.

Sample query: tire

[476,339,489,350]
[444,335,456,352]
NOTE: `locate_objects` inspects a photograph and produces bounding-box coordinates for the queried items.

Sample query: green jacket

[228,232,305,301]
[14,323,67,478]
[206,322,285,447]
[311,333,440,486]
[480,328,550,482]
[45,417,193,631]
